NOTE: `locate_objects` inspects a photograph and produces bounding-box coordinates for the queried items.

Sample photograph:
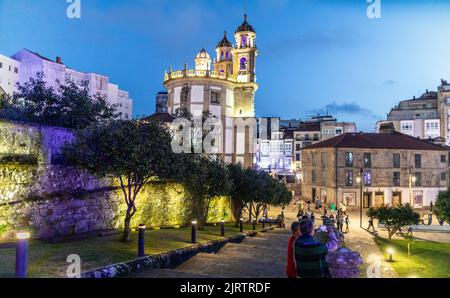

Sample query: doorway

[375,192,385,207]
[392,192,402,206]
[363,192,372,208]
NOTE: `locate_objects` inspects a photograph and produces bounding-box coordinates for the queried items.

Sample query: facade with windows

[164,15,258,167]
[377,80,450,145]
[8,49,132,120]
[256,128,294,181]
[301,130,449,208]
[0,54,20,95]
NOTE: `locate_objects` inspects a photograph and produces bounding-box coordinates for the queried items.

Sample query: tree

[369,204,420,239]
[0,73,119,129]
[227,164,292,225]
[64,120,180,242]
[181,155,232,230]
[434,189,450,225]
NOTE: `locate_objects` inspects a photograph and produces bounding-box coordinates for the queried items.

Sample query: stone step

[175,253,285,278]
[133,268,215,278]
[197,251,286,265]
[217,243,286,261]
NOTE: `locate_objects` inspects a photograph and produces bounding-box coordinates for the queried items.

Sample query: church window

[240,57,247,70]
[181,87,189,108]
[241,35,247,47]
[211,91,220,104]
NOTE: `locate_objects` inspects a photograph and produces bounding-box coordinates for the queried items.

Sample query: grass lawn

[0,223,257,278]
[376,237,450,278]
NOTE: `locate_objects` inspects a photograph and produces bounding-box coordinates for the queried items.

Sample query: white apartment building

[0,54,20,95]
[9,49,132,119]
[377,80,450,145]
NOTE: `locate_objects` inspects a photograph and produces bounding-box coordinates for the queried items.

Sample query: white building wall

[191,85,204,103]
[0,55,20,95]
[10,49,132,119]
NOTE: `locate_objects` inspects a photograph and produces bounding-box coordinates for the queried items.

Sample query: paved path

[135,228,291,278]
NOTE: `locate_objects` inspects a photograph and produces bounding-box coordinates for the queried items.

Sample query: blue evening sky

[1,0,450,131]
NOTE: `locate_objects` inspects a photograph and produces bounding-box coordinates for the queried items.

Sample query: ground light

[138,224,146,257]
[191,220,197,243]
[387,247,395,262]
[239,218,244,233]
[16,231,30,278]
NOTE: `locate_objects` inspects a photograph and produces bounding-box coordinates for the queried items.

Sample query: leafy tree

[0,73,119,129]
[227,164,292,225]
[434,189,450,225]
[181,155,232,230]
[64,120,181,242]
[369,204,420,239]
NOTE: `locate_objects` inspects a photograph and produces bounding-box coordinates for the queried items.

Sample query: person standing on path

[345,215,350,233]
[294,219,338,278]
[286,221,301,278]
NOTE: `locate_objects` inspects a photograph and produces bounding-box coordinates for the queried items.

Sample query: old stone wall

[0,119,231,240]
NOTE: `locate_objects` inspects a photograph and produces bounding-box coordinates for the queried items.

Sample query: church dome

[235,14,255,33]
[196,48,211,59]
[217,31,232,48]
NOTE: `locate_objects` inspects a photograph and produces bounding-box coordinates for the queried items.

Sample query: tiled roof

[301,132,449,151]
[141,113,175,123]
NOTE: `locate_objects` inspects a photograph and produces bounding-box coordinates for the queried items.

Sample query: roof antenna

[244,0,248,18]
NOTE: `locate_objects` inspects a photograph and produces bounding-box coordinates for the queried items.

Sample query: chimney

[379,122,395,134]
[56,56,62,64]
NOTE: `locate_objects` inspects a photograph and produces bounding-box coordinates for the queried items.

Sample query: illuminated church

[163,15,258,167]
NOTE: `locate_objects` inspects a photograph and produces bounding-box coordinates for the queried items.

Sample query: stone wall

[0,119,231,240]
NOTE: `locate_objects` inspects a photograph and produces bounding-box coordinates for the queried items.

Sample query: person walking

[294,219,338,278]
[330,202,336,214]
[338,214,344,233]
[345,214,350,233]
[286,221,301,278]
[367,216,376,232]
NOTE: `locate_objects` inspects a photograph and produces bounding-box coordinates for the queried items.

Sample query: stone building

[377,79,450,145]
[163,15,258,167]
[301,129,449,209]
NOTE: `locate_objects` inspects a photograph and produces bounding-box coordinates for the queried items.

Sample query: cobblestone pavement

[135,228,291,278]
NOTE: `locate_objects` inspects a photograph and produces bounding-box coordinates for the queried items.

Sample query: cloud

[383,79,397,86]
[265,30,366,56]
[308,101,382,120]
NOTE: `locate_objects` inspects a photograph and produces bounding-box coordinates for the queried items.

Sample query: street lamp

[356,168,363,228]
[409,172,416,206]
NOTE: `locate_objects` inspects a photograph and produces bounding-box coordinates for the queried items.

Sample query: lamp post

[138,224,146,257]
[356,168,363,229]
[239,218,244,233]
[409,171,416,207]
[16,231,30,278]
[191,220,197,244]
[220,219,225,237]
[252,219,256,231]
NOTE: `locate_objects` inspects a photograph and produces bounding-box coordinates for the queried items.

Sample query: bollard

[239,218,244,233]
[220,219,225,237]
[191,220,197,244]
[262,219,265,229]
[138,224,146,257]
[15,232,30,278]
[253,219,256,230]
